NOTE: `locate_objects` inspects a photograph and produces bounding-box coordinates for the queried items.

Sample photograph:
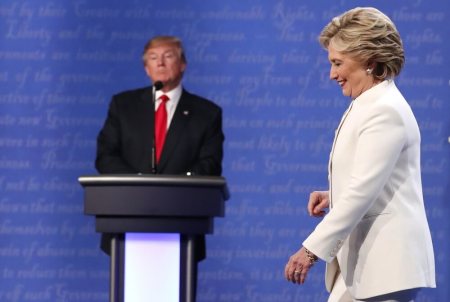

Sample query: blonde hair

[319,7,404,80]
[142,35,187,65]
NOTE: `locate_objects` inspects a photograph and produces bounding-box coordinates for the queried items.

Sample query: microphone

[152,81,164,95]
[151,81,163,174]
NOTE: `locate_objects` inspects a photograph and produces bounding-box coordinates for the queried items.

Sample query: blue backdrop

[0,1,448,301]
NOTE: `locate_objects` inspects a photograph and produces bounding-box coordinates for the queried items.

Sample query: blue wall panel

[0,1,448,301]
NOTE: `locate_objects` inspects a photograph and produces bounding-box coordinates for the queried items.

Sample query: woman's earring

[366,68,373,75]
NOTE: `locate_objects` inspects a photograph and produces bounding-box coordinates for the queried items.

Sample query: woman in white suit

[284,7,436,302]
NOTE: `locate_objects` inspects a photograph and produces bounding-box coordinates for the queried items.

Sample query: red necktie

[155,94,169,163]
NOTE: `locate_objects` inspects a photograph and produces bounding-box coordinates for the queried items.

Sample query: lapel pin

[183,110,189,115]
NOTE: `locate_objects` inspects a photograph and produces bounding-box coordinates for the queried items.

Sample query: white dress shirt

[155,84,182,129]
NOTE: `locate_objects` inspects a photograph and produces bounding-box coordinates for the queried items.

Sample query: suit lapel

[158,90,192,171]
[137,88,155,171]
[329,101,354,208]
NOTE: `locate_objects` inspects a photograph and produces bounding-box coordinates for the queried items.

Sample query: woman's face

[327,44,375,99]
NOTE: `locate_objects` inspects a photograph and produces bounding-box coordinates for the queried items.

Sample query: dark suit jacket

[96,86,223,175]
[95,86,224,260]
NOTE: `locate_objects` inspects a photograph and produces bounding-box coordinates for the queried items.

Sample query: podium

[78,175,229,302]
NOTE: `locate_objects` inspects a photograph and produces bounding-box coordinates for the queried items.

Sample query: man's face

[144,43,186,92]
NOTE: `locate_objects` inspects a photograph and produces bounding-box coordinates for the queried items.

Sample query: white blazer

[303,80,436,299]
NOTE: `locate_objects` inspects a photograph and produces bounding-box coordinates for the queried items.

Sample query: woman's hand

[308,191,330,217]
[284,247,317,284]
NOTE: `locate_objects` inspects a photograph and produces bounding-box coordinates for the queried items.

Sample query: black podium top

[79,174,229,193]
[79,174,229,234]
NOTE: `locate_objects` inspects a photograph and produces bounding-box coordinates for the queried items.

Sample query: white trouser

[328,272,419,302]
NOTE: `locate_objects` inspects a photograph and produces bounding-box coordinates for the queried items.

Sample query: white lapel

[328,101,354,208]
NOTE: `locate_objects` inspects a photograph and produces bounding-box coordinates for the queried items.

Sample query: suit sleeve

[190,106,224,176]
[95,96,136,174]
[303,104,407,262]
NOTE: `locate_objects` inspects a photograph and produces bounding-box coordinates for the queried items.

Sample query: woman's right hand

[307,191,330,217]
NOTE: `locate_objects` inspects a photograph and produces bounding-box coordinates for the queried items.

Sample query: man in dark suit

[95,35,224,298]
[96,35,223,176]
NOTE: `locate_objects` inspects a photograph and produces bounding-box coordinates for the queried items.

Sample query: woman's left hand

[284,247,316,284]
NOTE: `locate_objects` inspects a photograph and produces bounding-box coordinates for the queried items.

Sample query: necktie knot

[159,94,169,103]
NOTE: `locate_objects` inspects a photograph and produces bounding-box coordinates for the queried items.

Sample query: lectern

[78,175,229,302]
